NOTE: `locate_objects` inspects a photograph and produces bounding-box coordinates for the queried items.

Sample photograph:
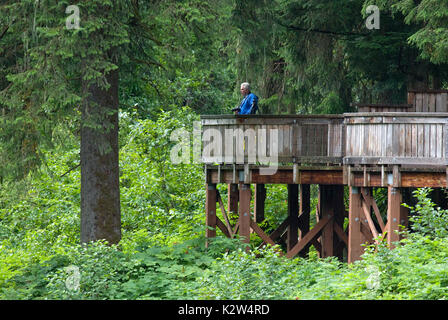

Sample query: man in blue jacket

[234,82,259,115]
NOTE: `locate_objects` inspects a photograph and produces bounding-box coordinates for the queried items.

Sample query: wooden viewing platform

[201,91,448,263]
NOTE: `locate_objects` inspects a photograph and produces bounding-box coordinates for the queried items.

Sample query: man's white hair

[240,82,250,91]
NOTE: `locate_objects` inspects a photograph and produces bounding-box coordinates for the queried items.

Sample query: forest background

[1,0,448,300]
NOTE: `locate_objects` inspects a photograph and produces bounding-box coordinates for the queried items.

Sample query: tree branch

[0,24,9,40]
[60,163,80,178]
[0,17,16,40]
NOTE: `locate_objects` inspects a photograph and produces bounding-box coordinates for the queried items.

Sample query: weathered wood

[319,185,345,259]
[216,217,231,238]
[354,103,413,113]
[286,215,332,258]
[348,187,365,263]
[407,92,416,112]
[216,191,233,237]
[250,219,276,246]
[360,220,374,243]
[268,216,291,243]
[209,166,448,187]
[205,183,217,247]
[232,221,239,237]
[287,184,299,252]
[436,93,444,112]
[361,188,386,232]
[333,223,348,246]
[293,163,300,183]
[299,184,311,257]
[344,113,448,168]
[361,199,379,241]
[416,93,423,112]
[387,187,402,248]
[251,169,343,185]
[353,171,447,188]
[254,184,266,223]
[201,115,344,165]
[319,185,334,258]
[238,184,252,246]
[228,183,239,215]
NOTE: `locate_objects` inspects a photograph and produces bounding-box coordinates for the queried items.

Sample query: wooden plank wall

[344,114,448,166]
[357,104,412,112]
[407,91,448,112]
[355,92,448,113]
[202,111,448,167]
[201,116,344,165]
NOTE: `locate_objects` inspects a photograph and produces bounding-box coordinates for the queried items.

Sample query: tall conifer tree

[0,1,130,244]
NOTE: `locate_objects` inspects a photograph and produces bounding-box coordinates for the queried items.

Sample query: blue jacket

[238,93,258,115]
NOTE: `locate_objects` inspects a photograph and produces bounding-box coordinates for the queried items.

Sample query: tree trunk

[80,68,121,245]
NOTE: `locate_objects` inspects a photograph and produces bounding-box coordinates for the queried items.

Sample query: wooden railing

[201,113,448,168]
[201,115,344,165]
[353,91,448,113]
[344,112,448,166]
[407,90,448,112]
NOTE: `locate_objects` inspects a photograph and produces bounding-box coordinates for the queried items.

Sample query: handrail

[200,113,448,168]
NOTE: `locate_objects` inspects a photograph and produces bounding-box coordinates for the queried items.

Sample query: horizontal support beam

[352,171,447,188]
[208,168,343,185]
[207,167,448,187]
[344,157,447,166]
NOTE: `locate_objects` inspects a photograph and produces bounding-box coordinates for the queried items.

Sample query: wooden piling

[228,183,239,216]
[299,184,310,257]
[254,184,266,223]
[348,186,364,263]
[205,183,217,247]
[239,184,252,247]
[387,187,402,248]
[287,184,299,252]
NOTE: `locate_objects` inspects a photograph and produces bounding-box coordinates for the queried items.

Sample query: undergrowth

[1,109,448,300]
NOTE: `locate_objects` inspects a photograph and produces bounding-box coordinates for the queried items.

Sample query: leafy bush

[404,188,448,239]
[119,107,205,249]
[2,103,448,301]
[1,236,246,300]
[197,246,342,300]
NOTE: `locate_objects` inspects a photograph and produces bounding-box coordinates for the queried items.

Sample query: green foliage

[393,0,448,65]
[404,188,448,239]
[2,154,448,300]
[119,107,205,249]
[197,232,448,300]
[1,236,246,300]
[2,0,448,302]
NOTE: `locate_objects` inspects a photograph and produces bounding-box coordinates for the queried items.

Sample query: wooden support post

[228,183,239,216]
[319,185,344,258]
[333,185,345,260]
[287,184,299,252]
[205,183,217,247]
[387,187,402,248]
[299,184,310,258]
[319,185,334,258]
[216,191,233,237]
[254,184,266,223]
[239,184,252,248]
[348,186,365,263]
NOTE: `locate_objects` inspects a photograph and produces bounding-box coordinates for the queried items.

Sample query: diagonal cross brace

[286,215,332,258]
